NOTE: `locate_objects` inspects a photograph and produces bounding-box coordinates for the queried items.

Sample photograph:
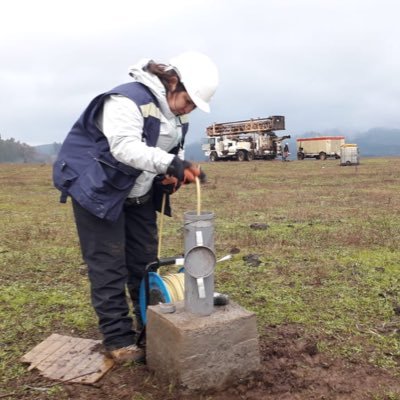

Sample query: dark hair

[144,61,186,93]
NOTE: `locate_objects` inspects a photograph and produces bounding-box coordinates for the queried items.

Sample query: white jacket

[96,59,185,197]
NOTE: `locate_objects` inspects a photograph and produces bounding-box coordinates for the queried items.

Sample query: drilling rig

[202,116,290,161]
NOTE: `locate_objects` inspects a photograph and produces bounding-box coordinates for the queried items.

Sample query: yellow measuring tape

[157,193,167,259]
[158,176,201,258]
[156,175,202,300]
[162,273,185,301]
[195,176,201,216]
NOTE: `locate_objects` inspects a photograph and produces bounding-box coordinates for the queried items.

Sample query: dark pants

[72,198,158,350]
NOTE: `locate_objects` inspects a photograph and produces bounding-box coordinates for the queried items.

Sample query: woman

[53,51,219,363]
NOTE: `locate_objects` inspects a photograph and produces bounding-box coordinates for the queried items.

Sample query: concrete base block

[146,301,261,391]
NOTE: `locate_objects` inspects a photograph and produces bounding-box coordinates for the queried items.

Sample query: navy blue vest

[53,82,188,222]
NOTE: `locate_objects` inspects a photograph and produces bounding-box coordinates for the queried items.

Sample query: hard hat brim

[188,91,210,113]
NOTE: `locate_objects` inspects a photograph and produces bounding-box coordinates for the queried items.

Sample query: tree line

[0,136,62,163]
[0,136,37,163]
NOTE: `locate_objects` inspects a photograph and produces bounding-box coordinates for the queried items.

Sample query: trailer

[340,144,359,166]
[202,116,290,161]
[296,136,345,160]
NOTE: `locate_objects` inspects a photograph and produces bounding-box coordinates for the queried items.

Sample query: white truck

[202,116,290,161]
[296,136,345,160]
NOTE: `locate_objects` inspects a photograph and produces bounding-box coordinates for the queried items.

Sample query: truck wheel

[297,152,305,160]
[319,152,327,161]
[237,150,246,162]
[246,151,254,161]
[209,152,219,162]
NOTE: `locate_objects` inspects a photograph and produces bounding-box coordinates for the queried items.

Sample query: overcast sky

[1,0,399,146]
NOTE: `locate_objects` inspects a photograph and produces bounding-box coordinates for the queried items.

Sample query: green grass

[1,159,400,394]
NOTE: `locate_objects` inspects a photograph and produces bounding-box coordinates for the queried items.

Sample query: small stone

[78,265,87,275]
[393,305,400,315]
[305,342,319,356]
[243,254,262,267]
[158,303,176,314]
[249,223,269,230]
[230,247,241,254]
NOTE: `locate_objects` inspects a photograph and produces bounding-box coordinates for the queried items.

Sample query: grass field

[1,158,400,399]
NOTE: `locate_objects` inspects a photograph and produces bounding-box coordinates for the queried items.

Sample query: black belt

[125,191,152,207]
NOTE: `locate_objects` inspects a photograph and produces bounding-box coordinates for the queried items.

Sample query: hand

[166,157,205,185]
[160,175,181,194]
[153,174,181,195]
[185,164,207,184]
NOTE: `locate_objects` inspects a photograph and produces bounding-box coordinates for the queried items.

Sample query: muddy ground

[8,324,400,400]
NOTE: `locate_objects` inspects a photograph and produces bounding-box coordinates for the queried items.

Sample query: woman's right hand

[166,156,205,184]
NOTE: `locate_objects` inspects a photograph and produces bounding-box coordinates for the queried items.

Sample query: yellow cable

[158,173,201,302]
[195,176,201,215]
[163,273,185,302]
[158,193,166,259]
[159,175,201,258]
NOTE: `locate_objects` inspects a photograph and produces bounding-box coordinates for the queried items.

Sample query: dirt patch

[8,324,400,399]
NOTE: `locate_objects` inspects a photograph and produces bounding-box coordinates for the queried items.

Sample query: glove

[166,156,205,185]
[160,175,181,194]
[153,174,181,195]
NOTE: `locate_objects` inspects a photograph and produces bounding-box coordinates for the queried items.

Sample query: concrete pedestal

[146,301,261,391]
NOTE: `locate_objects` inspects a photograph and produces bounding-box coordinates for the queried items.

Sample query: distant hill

[348,128,400,157]
[32,142,62,163]
[35,143,62,156]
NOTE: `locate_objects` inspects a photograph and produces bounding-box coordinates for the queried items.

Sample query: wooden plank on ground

[20,333,64,366]
[21,334,114,384]
[44,337,94,380]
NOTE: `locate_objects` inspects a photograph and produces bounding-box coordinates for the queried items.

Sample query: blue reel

[139,272,171,324]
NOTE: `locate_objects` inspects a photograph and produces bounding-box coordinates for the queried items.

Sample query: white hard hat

[169,51,219,113]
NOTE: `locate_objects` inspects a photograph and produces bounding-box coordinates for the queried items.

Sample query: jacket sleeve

[98,94,174,174]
